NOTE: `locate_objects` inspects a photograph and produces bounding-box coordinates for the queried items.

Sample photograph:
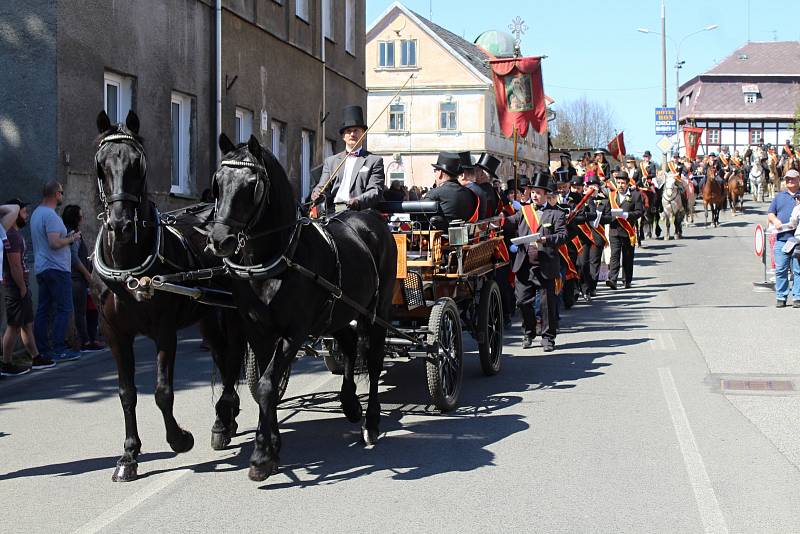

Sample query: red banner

[607,132,626,160]
[489,56,546,137]
[683,126,704,161]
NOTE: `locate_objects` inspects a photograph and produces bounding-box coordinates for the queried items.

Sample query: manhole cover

[721,379,794,392]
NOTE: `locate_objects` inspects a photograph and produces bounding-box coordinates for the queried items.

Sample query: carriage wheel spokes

[426,298,463,412]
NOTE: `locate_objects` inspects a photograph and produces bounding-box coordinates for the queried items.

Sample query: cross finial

[509,16,528,57]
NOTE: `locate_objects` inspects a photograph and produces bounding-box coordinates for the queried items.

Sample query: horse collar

[93,205,163,284]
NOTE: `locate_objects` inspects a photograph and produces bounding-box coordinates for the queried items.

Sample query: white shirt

[335,155,358,204]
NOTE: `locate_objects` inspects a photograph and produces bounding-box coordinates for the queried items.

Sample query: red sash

[610,192,637,246]
[468,190,480,223]
[597,164,605,179]
[520,204,540,234]
[558,244,579,280]
[494,239,510,263]
[732,156,741,168]
[571,234,585,255]
[720,155,729,167]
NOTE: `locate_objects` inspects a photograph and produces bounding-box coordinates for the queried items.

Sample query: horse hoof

[362,426,380,446]
[169,430,195,453]
[112,462,138,482]
[210,431,231,451]
[248,460,279,482]
[342,401,363,423]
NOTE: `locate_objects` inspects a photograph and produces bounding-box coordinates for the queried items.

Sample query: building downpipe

[216,0,222,166]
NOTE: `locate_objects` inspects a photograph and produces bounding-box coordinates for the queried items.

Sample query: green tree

[793,102,800,146]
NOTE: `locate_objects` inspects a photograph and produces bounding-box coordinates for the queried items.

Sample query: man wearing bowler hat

[423,152,477,226]
[504,172,567,352]
[311,105,385,212]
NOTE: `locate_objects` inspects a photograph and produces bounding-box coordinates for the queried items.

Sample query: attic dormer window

[742,83,759,104]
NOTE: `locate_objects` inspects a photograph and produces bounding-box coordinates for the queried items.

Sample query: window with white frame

[707,128,720,145]
[170,91,193,195]
[379,41,395,68]
[300,129,314,201]
[400,40,417,67]
[439,101,457,131]
[270,119,286,164]
[388,103,405,131]
[345,0,355,54]
[235,107,253,144]
[104,71,134,124]
[296,0,308,21]
[744,92,757,104]
[322,0,333,40]
[750,128,763,145]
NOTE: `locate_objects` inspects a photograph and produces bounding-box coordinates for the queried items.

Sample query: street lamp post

[637,21,718,161]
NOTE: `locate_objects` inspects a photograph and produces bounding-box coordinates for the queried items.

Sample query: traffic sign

[655,107,677,136]
[656,136,674,153]
[754,224,764,257]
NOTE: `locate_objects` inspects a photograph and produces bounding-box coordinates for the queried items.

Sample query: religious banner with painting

[607,131,626,161]
[489,56,547,137]
[683,126,704,160]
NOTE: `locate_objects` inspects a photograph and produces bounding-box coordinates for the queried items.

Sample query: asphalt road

[3,201,800,533]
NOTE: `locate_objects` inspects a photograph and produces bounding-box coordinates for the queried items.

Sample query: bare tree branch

[550,96,618,149]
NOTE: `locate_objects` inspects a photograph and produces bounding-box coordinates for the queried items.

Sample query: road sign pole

[753,224,774,292]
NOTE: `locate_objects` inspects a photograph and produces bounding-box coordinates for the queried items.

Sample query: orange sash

[640,162,649,178]
[609,191,637,246]
[668,161,678,174]
[558,244,579,280]
[520,204,540,234]
[720,154,729,166]
[597,163,605,179]
[732,156,741,167]
[468,190,480,223]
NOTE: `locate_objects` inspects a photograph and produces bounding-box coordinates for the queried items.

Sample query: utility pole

[661,0,668,168]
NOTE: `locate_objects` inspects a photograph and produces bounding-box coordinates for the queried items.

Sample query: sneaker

[793,301,800,309]
[1,362,31,377]
[31,355,56,369]
[777,300,787,308]
[542,341,555,353]
[522,335,535,349]
[81,341,105,352]
[52,350,81,362]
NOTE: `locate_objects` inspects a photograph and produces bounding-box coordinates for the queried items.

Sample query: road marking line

[73,469,189,534]
[649,332,677,351]
[658,367,729,534]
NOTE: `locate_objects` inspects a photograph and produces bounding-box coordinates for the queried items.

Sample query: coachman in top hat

[311,105,385,211]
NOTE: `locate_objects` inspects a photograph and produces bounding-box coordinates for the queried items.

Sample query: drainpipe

[321,2,327,155]
[216,0,222,166]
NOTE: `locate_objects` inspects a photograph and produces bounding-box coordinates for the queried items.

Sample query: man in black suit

[311,105,385,212]
[474,153,502,216]
[423,152,477,226]
[504,172,567,352]
[457,151,488,220]
[603,171,645,290]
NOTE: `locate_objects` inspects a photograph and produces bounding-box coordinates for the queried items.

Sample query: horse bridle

[213,154,271,253]
[96,132,149,242]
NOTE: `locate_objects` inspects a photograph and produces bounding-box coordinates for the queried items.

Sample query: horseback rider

[554,151,578,185]
[311,105,385,212]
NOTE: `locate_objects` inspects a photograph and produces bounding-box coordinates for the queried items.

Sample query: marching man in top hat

[311,105,385,212]
[504,172,567,352]
[602,170,645,290]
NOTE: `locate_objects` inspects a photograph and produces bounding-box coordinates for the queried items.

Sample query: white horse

[749,146,766,202]
[660,172,684,240]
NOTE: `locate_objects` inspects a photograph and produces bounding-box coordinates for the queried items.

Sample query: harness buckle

[236,232,247,254]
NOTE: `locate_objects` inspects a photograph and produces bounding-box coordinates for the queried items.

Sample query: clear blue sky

[366,0,799,155]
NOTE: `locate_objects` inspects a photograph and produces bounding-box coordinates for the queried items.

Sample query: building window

[104,71,133,124]
[439,101,457,131]
[750,128,763,145]
[295,0,308,22]
[744,93,757,104]
[270,119,286,164]
[706,128,720,145]
[389,103,405,131]
[400,40,417,67]
[379,41,395,68]
[322,0,333,40]
[389,171,406,186]
[170,91,193,195]
[345,0,355,54]
[300,129,314,201]
[235,107,253,144]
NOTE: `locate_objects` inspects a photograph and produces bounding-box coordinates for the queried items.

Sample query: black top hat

[457,151,474,170]
[643,150,652,157]
[625,154,636,161]
[570,176,584,186]
[517,175,530,188]
[431,152,462,177]
[339,105,367,134]
[475,153,501,177]
[587,175,602,186]
[530,172,553,192]
[547,178,558,192]
[614,170,629,180]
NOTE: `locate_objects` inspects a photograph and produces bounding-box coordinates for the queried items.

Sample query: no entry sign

[754,224,764,257]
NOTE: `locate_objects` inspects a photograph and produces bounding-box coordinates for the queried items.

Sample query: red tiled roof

[706,41,800,76]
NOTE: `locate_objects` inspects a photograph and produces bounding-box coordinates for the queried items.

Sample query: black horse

[207,134,397,482]
[93,111,245,482]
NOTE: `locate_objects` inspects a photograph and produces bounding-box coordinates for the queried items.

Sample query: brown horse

[727,170,745,215]
[702,165,725,227]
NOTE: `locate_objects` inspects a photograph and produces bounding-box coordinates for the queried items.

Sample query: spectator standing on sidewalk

[767,169,800,308]
[62,205,103,352]
[2,199,55,376]
[30,181,81,362]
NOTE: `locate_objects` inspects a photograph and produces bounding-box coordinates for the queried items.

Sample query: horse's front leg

[154,329,194,453]
[334,326,363,423]
[110,330,141,482]
[249,336,294,482]
[363,325,387,446]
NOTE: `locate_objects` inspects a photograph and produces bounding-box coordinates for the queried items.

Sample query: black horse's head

[95,110,147,245]
[208,133,271,257]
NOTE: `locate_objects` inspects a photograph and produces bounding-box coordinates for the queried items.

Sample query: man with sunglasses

[30,181,81,362]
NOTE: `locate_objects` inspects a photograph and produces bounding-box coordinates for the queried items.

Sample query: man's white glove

[592,211,603,228]
[622,211,629,220]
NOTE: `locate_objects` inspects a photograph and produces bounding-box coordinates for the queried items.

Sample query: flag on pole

[683,126,704,160]
[607,131,626,161]
[489,56,547,137]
